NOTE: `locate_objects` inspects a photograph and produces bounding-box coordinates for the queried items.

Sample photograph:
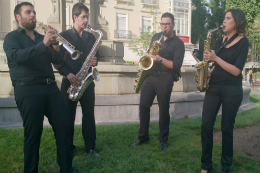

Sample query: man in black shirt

[54,3,100,157]
[132,12,185,151]
[3,2,73,172]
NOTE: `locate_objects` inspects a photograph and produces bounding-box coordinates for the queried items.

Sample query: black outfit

[138,32,184,142]
[55,28,100,151]
[3,27,73,173]
[249,73,253,84]
[201,37,249,172]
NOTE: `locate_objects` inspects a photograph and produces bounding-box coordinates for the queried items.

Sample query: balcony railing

[173,1,189,8]
[141,0,157,4]
[114,30,133,39]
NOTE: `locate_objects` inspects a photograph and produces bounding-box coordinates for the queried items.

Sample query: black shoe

[131,138,150,146]
[86,149,100,158]
[160,142,167,151]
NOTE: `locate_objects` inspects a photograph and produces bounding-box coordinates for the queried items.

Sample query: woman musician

[201,9,249,173]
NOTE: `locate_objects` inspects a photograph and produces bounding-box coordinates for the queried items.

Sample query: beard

[21,17,36,31]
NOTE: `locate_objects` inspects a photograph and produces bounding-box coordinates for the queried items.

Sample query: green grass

[1,95,260,173]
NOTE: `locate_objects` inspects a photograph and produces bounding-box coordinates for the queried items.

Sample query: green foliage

[226,0,260,60]
[191,0,225,60]
[206,0,226,50]
[1,95,260,172]
[128,26,156,57]
[254,72,260,78]
[125,61,135,64]
[191,0,208,60]
[128,6,161,57]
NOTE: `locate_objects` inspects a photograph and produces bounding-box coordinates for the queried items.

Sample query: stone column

[89,0,108,39]
[89,0,124,63]
[0,0,2,39]
[47,0,66,32]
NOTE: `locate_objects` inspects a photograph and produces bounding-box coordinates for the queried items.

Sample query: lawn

[1,95,260,173]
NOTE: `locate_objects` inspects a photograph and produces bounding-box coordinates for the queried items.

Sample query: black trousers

[61,78,96,150]
[14,83,73,173]
[201,85,243,172]
[138,74,173,142]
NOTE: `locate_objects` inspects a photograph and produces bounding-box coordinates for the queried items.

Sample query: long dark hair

[226,9,247,36]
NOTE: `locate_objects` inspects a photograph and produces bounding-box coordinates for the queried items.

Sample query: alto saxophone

[195,26,223,92]
[134,31,166,93]
[67,25,103,101]
[36,21,81,60]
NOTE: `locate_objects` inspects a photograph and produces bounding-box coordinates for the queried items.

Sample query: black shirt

[3,26,62,86]
[148,32,185,73]
[209,37,249,86]
[55,27,100,76]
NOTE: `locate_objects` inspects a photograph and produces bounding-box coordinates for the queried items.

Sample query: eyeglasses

[160,23,172,26]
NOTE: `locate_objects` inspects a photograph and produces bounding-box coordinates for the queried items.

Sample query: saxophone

[67,25,103,101]
[134,31,166,93]
[195,26,223,92]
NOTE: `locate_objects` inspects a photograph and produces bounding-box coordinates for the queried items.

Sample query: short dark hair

[161,12,175,24]
[14,2,34,23]
[226,9,247,36]
[72,3,89,22]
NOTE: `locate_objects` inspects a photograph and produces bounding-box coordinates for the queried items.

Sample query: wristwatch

[159,56,163,63]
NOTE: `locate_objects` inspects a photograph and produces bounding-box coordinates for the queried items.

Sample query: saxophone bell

[139,55,153,70]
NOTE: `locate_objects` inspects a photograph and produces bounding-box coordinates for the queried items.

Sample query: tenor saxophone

[195,26,223,92]
[67,25,103,101]
[134,31,166,93]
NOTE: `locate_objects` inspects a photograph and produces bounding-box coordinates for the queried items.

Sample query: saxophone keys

[135,79,139,82]
[138,69,142,72]
[196,62,203,69]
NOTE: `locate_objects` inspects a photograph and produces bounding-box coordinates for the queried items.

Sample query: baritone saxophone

[195,26,223,92]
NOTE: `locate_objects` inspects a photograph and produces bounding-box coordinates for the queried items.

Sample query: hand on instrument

[204,50,218,62]
[67,73,80,86]
[90,57,97,66]
[43,28,58,47]
[150,54,161,62]
[207,66,215,78]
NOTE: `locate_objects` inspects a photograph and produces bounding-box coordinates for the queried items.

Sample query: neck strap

[216,33,239,55]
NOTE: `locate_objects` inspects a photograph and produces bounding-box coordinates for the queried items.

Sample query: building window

[173,0,189,8]
[141,0,157,4]
[116,13,127,38]
[142,17,152,33]
[174,8,188,36]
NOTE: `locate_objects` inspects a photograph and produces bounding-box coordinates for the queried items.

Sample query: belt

[15,78,56,86]
[148,71,172,75]
[30,78,56,85]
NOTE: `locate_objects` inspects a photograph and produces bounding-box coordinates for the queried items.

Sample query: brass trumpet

[36,21,81,60]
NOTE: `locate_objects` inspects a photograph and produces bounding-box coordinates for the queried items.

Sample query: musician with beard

[131,12,184,151]
[3,2,74,172]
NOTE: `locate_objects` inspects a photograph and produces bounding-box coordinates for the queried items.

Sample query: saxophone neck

[158,31,166,42]
[207,25,223,37]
